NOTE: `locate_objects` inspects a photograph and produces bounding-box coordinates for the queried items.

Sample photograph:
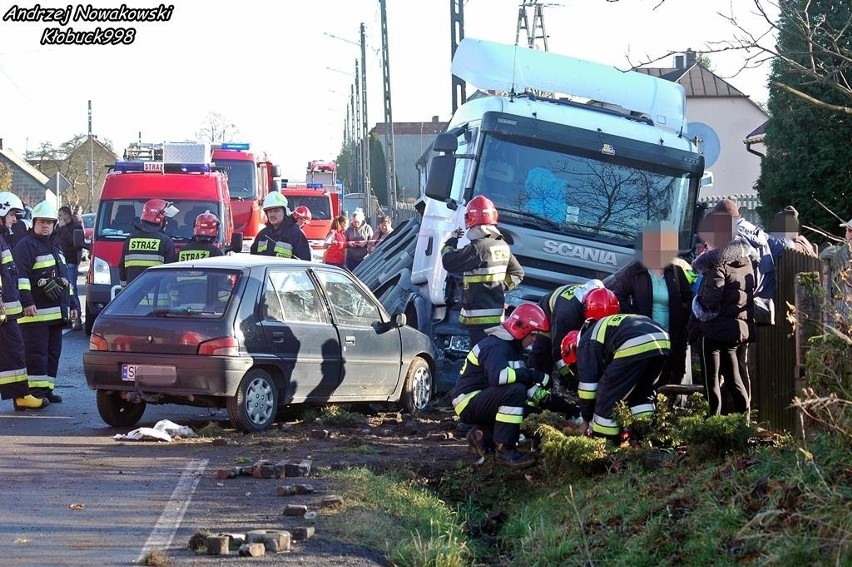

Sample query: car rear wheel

[96,390,146,427]
[227,369,278,432]
[400,356,432,415]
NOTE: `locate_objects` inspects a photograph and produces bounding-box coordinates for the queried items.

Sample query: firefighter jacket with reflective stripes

[538,284,587,375]
[178,239,223,262]
[575,314,670,417]
[441,227,524,327]
[119,227,177,285]
[13,231,71,326]
[251,217,311,260]
[451,328,546,415]
[1,233,23,319]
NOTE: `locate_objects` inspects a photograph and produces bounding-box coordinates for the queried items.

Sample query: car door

[314,269,402,399]
[259,267,342,403]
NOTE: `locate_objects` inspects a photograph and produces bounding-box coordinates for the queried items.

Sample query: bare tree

[628,0,851,115]
[195,112,241,144]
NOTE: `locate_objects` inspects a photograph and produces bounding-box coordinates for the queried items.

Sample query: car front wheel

[400,356,432,415]
[96,390,146,427]
[227,369,278,432]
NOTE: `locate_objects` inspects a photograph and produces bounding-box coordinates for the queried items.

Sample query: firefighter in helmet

[250,192,311,260]
[561,312,670,441]
[527,281,618,388]
[178,211,224,261]
[292,205,312,231]
[13,200,76,405]
[0,192,48,410]
[452,303,550,468]
[119,199,178,286]
[441,195,524,346]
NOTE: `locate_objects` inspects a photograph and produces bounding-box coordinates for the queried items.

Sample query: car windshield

[82,213,95,228]
[96,199,220,242]
[105,269,240,318]
[472,135,692,246]
[216,159,257,199]
[283,195,332,220]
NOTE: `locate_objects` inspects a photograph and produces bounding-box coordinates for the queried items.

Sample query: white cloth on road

[113,419,198,442]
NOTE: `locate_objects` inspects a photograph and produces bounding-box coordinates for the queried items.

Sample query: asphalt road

[0,273,390,566]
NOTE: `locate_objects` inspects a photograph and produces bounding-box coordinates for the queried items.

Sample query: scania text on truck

[85,142,241,334]
[353,39,705,390]
[211,143,280,252]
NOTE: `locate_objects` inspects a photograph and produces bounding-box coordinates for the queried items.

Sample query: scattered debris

[113,419,197,442]
[68,503,86,511]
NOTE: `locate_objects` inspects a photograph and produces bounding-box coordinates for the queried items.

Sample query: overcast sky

[0,0,776,177]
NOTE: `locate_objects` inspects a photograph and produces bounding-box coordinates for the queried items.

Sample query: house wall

[0,154,47,207]
[687,97,768,199]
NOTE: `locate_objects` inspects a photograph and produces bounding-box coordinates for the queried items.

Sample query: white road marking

[137,458,208,562]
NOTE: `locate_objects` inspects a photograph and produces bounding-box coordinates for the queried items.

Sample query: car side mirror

[393,312,407,328]
[228,232,244,254]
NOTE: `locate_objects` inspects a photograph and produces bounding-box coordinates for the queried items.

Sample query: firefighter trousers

[459,382,527,447]
[591,355,665,438]
[0,319,30,400]
[21,323,63,392]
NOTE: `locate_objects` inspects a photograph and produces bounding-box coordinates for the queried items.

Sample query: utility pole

[379,0,397,214]
[359,22,372,222]
[350,83,357,196]
[450,0,465,114]
[354,59,363,196]
[515,1,549,51]
[87,100,94,213]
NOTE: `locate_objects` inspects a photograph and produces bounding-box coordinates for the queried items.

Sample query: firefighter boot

[466,426,495,459]
[495,443,535,469]
[43,390,63,403]
[14,395,50,411]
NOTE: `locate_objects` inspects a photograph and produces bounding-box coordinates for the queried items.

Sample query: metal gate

[751,249,821,432]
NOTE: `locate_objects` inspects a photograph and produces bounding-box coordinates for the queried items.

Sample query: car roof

[147,255,328,271]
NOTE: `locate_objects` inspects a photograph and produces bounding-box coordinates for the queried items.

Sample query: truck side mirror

[424,154,455,202]
[432,133,458,153]
[271,165,281,178]
[228,232,244,254]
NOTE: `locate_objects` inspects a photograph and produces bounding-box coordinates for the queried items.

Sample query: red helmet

[292,205,312,224]
[193,211,220,238]
[583,288,620,320]
[560,330,580,366]
[464,195,498,228]
[140,199,170,225]
[502,303,550,340]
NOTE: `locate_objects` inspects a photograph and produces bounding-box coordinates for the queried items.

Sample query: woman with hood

[691,210,756,416]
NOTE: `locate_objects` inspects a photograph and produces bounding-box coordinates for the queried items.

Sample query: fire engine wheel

[96,390,146,428]
[399,356,433,415]
[227,369,278,432]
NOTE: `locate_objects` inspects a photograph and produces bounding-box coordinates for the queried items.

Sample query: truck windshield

[217,159,257,200]
[96,200,220,242]
[472,135,692,246]
[284,195,332,220]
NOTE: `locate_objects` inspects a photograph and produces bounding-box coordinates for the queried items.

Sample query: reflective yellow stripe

[578,381,597,400]
[125,260,162,267]
[1,249,13,263]
[128,238,161,251]
[498,366,517,385]
[28,375,54,389]
[591,420,620,436]
[0,367,28,385]
[614,338,671,359]
[33,254,56,270]
[20,306,63,324]
[452,390,481,416]
[495,405,524,424]
[465,346,480,367]
[463,273,503,284]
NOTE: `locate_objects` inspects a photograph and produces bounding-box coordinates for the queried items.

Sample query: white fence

[699,193,762,226]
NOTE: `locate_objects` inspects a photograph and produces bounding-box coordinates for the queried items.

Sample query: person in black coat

[55,206,83,329]
[608,222,693,387]
[692,211,756,416]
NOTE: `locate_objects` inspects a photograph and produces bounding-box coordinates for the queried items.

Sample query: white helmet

[31,200,59,222]
[0,191,24,219]
[263,191,289,212]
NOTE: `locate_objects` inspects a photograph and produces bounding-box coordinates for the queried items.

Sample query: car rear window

[105,269,239,318]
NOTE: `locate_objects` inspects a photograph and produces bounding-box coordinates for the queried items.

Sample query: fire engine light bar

[220,143,250,151]
[306,183,323,189]
[113,161,210,173]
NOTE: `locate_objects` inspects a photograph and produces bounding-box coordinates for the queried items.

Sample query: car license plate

[121,364,175,383]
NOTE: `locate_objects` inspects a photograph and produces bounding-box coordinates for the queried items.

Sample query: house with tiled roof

[0,138,49,207]
[634,50,769,198]
[371,116,448,202]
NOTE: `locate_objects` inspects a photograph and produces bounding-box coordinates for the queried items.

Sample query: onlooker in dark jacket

[713,199,774,300]
[609,222,693,387]
[55,206,83,329]
[692,210,756,416]
[767,206,818,258]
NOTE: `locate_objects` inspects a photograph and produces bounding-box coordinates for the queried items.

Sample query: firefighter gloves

[38,277,67,302]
